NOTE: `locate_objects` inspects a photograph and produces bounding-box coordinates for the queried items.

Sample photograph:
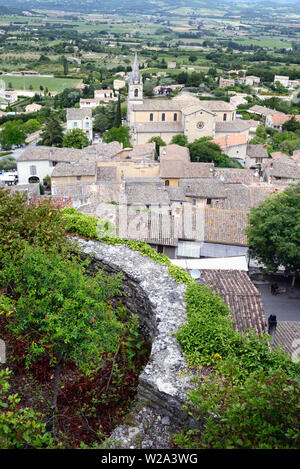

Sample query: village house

[230,95,248,107]
[265,113,300,131]
[113,79,126,91]
[25,103,42,113]
[262,153,300,184]
[0,89,18,107]
[80,89,117,108]
[248,105,279,119]
[273,75,289,87]
[17,146,82,185]
[238,76,260,86]
[219,77,235,88]
[245,144,269,169]
[66,107,93,141]
[211,134,248,165]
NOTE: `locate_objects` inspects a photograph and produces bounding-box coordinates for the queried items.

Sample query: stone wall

[76,238,200,447]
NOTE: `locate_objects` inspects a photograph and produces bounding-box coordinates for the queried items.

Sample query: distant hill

[0,4,27,15]
[1,0,300,16]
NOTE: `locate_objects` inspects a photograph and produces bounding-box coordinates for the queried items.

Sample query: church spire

[129,52,142,84]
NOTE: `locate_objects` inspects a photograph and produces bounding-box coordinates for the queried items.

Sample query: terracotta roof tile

[199,270,266,334]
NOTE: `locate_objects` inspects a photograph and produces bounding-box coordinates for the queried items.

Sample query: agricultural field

[1,76,80,92]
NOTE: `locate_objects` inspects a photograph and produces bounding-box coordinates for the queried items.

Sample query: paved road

[10,142,36,160]
[253,276,300,322]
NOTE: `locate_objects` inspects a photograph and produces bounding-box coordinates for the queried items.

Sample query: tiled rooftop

[215,120,251,133]
[66,107,92,120]
[272,322,300,355]
[199,269,266,334]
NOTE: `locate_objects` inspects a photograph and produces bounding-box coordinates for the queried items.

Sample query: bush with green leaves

[0,243,125,427]
[0,188,68,255]
[176,282,298,382]
[0,369,56,449]
[173,369,300,449]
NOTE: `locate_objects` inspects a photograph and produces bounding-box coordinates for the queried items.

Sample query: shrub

[0,369,56,449]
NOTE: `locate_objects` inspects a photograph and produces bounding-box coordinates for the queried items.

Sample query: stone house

[25,103,42,113]
[262,154,300,184]
[17,146,81,185]
[245,144,269,169]
[265,113,300,131]
[219,77,235,88]
[66,108,93,141]
[211,134,248,165]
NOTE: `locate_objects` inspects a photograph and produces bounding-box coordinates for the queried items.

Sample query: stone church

[127,54,236,145]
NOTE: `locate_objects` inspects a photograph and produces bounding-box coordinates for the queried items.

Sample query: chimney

[268,315,277,341]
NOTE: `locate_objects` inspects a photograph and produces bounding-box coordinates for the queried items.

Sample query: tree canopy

[188,137,242,168]
[0,121,26,150]
[63,128,89,149]
[39,114,64,147]
[247,183,300,276]
[102,125,131,147]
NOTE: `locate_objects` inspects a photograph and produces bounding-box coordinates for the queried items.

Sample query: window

[85,122,90,128]
[207,198,212,205]
[134,88,139,97]
[192,199,196,206]
[150,113,153,121]
[223,114,227,121]
[173,113,177,122]
[73,122,78,128]
[77,176,81,181]
[165,180,170,187]
[30,165,37,175]
[162,113,165,121]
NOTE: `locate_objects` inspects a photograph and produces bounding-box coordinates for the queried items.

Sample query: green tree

[62,128,89,149]
[113,95,122,128]
[170,134,188,146]
[282,116,300,132]
[148,136,166,157]
[0,156,17,171]
[93,112,111,133]
[256,123,268,141]
[103,126,131,147]
[247,183,300,279]
[39,114,64,147]
[22,118,41,135]
[62,56,68,76]
[0,121,26,149]
[188,137,242,168]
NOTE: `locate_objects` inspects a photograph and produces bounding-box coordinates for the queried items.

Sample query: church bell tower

[128,53,143,105]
